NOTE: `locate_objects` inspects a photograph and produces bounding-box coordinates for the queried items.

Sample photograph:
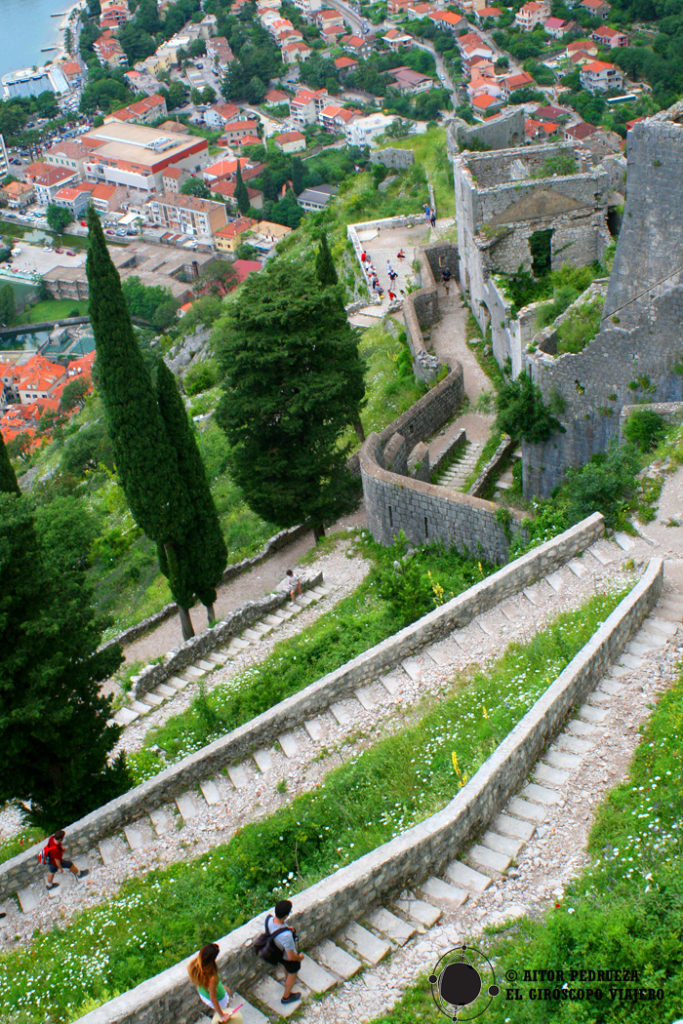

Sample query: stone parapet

[71,552,659,1024]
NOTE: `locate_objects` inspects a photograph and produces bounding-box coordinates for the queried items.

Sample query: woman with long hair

[187,943,243,1023]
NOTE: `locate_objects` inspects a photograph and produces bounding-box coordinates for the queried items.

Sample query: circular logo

[429,946,500,1021]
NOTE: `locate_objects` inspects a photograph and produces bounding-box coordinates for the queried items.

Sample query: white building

[345,113,396,147]
[0,134,8,179]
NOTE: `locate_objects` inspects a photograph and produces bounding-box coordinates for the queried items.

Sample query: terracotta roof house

[579,0,610,18]
[564,120,598,141]
[591,25,628,47]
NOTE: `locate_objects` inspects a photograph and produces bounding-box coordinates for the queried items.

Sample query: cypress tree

[0,430,20,495]
[154,358,227,624]
[234,160,250,216]
[316,232,338,287]
[85,207,196,639]
[0,492,127,828]
[216,258,365,540]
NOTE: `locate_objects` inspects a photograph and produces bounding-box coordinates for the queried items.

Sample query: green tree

[0,282,16,326]
[180,176,211,199]
[46,203,73,233]
[0,429,20,494]
[316,232,337,287]
[0,491,127,829]
[86,207,196,638]
[154,358,227,624]
[234,159,250,215]
[215,258,365,539]
[59,376,89,413]
[496,371,564,444]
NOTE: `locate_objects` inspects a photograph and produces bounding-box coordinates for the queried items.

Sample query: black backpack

[254,914,289,965]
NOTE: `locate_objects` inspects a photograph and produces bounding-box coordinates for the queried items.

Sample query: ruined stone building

[453,141,616,376]
[522,112,683,496]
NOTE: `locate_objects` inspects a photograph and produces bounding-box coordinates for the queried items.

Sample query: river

[0,0,72,80]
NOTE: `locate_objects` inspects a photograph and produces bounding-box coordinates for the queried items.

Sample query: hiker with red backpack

[40,830,89,890]
[254,900,304,1006]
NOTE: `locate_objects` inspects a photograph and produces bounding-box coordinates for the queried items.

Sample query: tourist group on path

[360,247,409,303]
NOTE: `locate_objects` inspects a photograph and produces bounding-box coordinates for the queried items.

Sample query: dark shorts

[283,960,301,975]
[46,859,72,874]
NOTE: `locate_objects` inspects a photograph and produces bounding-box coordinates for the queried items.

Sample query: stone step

[303,717,326,743]
[354,684,380,711]
[647,617,679,636]
[545,570,567,593]
[392,893,441,928]
[227,763,250,789]
[154,682,177,698]
[98,835,129,863]
[638,626,673,646]
[196,659,217,673]
[445,860,491,893]
[113,706,139,726]
[148,806,175,835]
[252,748,273,774]
[492,812,535,842]
[567,557,587,579]
[183,666,205,680]
[617,653,643,670]
[263,614,283,626]
[589,688,613,706]
[598,677,625,695]
[543,749,581,772]
[521,782,562,806]
[567,719,598,738]
[227,637,250,653]
[129,699,152,715]
[366,906,416,945]
[250,975,310,1016]
[231,992,270,1024]
[313,939,362,979]
[418,876,468,910]
[175,791,205,821]
[278,731,301,758]
[199,779,222,805]
[340,921,391,964]
[533,762,569,787]
[467,843,511,875]
[167,675,191,690]
[297,956,338,993]
[139,691,164,708]
[242,628,264,642]
[555,733,593,755]
[480,830,524,859]
[123,820,155,850]
[401,654,434,681]
[587,542,613,566]
[506,796,547,822]
[379,667,409,696]
[613,531,635,551]
[330,699,358,726]
[206,651,230,666]
[310,586,329,598]
[626,638,659,656]
[296,593,316,607]
[578,704,607,724]
[427,637,462,668]
[17,886,40,914]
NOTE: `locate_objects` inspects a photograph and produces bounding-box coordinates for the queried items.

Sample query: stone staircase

[433,439,485,492]
[113,585,330,728]
[226,571,682,1021]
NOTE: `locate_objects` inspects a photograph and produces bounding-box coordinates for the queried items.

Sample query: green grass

[354,321,424,438]
[381,126,453,213]
[16,298,89,324]
[555,296,604,356]
[0,826,43,868]
[128,540,497,780]
[368,659,683,1024]
[0,589,625,1024]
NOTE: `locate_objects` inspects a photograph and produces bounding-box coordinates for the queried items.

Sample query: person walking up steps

[188,943,243,1023]
[255,900,304,1005]
[41,830,89,890]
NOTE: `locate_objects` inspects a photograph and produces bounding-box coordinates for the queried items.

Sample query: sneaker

[76,870,89,880]
[46,882,59,891]
[281,994,301,1005]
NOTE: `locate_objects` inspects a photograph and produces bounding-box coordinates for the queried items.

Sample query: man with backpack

[254,900,304,1006]
[40,830,89,891]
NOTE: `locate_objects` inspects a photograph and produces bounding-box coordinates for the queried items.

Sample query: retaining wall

[129,573,323,701]
[430,427,467,479]
[0,515,604,901]
[468,434,516,498]
[72,551,660,1024]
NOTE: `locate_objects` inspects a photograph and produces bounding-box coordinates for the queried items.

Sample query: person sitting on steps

[284,569,302,601]
[188,942,243,1023]
[43,830,89,890]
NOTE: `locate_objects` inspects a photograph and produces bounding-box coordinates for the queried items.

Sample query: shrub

[562,441,641,529]
[556,296,604,355]
[496,371,564,444]
[623,409,667,453]
[183,358,219,396]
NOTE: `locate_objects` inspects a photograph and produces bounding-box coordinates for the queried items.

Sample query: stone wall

[370,148,415,170]
[521,117,683,495]
[361,432,525,560]
[0,515,605,902]
[129,573,322,701]
[72,547,658,1024]
[430,428,467,479]
[468,435,516,498]
[402,243,458,383]
[446,107,526,155]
